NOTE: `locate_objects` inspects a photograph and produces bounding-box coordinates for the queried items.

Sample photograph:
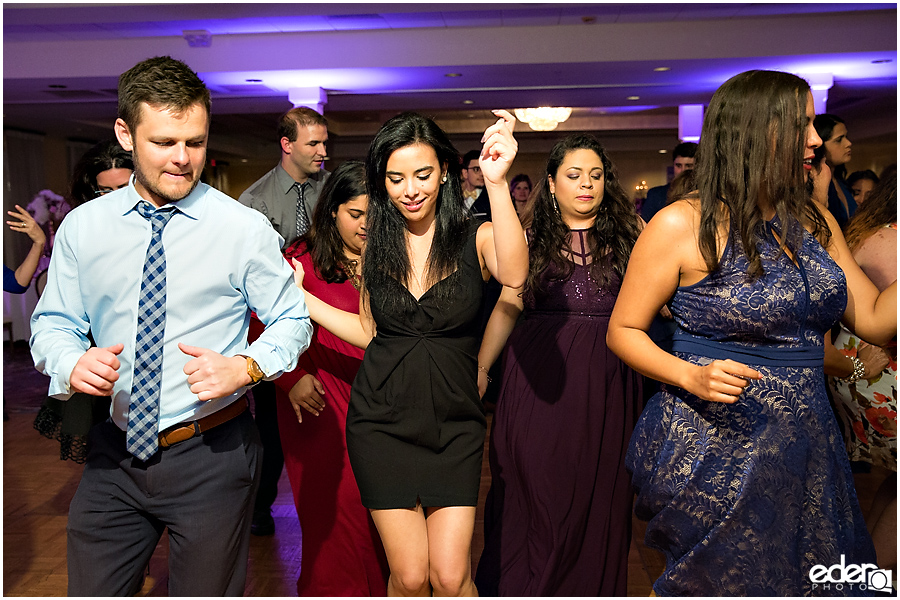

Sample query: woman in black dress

[293,110,528,595]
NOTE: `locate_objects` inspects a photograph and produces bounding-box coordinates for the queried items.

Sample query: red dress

[253,241,389,596]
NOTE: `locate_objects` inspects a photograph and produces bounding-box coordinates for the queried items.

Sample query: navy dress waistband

[672,332,824,367]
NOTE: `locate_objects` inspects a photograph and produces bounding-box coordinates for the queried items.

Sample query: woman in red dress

[275,160,389,595]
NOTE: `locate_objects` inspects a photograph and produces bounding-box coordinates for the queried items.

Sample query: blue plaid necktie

[294,182,310,239]
[127,202,178,461]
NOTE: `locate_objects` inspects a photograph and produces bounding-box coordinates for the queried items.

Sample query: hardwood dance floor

[3,340,888,596]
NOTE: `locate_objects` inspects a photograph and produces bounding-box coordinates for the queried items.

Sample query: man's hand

[69,343,124,396]
[179,343,251,401]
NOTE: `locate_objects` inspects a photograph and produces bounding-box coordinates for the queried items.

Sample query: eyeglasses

[94,183,129,197]
[467,165,481,173]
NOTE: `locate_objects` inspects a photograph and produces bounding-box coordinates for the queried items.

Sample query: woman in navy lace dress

[608,70,897,596]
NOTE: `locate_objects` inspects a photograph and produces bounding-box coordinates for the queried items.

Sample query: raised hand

[69,343,124,396]
[7,204,46,246]
[479,110,518,186]
[288,373,326,422]
[179,343,250,401]
[687,359,763,404]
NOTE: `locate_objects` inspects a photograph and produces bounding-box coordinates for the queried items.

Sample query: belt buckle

[159,421,200,448]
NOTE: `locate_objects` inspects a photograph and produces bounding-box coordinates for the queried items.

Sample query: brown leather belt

[158,396,249,449]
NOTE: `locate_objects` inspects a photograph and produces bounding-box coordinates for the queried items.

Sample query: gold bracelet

[478,364,492,383]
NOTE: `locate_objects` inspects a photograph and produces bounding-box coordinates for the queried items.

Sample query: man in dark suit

[640,141,698,223]
[461,149,492,220]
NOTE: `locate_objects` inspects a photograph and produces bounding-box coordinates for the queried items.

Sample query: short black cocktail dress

[347,221,486,509]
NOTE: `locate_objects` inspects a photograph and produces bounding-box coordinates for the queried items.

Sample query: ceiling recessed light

[627,96,640,101]
[653,67,670,72]
[462,100,474,105]
[445,73,462,78]
[872,59,892,64]
[659,149,668,154]
[245,78,262,83]
[48,84,67,89]
[241,158,248,163]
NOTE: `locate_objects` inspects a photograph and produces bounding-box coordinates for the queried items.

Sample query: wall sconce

[514,107,573,131]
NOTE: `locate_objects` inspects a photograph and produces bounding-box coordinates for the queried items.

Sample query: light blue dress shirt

[31,179,313,432]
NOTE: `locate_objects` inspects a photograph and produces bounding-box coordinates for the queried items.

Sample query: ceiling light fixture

[627,96,640,101]
[183,29,212,48]
[514,107,572,131]
[462,100,474,105]
[445,73,462,78]
[653,67,670,72]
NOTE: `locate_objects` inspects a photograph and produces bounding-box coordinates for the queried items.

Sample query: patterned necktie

[294,182,310,238]
[127,202,178,461]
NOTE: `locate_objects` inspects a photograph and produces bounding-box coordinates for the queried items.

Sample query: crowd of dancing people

[24,55,896,597]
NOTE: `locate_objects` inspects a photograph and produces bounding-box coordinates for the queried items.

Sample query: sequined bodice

[523,229,619,317]
[671,219,847,353]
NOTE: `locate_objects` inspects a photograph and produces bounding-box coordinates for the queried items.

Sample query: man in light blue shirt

[30,56,312,596]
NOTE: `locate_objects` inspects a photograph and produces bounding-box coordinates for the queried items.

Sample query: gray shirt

[237,163,330,248]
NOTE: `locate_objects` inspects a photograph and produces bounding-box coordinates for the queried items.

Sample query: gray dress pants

[66,410,262,596]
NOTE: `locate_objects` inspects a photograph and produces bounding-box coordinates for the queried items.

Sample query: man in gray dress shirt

[239,106,330,248]
[238,106,329,536]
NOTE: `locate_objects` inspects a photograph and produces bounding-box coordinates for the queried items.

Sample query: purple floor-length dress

[475,230,642,596]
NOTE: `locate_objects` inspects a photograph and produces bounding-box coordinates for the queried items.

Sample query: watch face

[246,356,264,381]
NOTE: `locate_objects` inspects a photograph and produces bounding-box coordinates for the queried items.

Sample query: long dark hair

[292,160,367,284]
[362,112,469,308]
[70,139,133,206]
[844,164,896,251]
[526,134,641,293]
[813,113,848,181]
[693,70,829,278]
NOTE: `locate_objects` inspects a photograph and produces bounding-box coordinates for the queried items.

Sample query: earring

[441,175,448,183]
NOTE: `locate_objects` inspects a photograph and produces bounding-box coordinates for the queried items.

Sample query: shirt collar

[275,163,325,195]
[118,173,203,220]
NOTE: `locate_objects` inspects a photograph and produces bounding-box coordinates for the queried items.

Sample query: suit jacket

[469,187,492,220]
[640,183,669,223]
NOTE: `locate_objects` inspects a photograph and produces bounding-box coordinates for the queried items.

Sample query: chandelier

[514,107,573,131]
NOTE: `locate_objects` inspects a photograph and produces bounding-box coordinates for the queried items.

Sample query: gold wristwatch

[238,355,265,384]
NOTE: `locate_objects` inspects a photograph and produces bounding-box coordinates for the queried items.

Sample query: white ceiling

[3,3,897,164]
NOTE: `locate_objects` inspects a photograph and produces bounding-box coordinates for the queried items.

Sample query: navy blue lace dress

[627,219,876,596]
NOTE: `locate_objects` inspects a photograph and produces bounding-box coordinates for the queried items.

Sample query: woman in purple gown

[608,70,896,595]
[474,134,643,596]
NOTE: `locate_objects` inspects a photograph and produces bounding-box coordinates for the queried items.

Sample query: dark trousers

[251,380,284,514]
[66,410,262,596]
